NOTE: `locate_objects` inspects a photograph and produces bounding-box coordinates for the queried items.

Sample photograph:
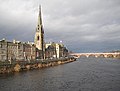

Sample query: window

[37,36,39,40]
[18,45,20,49]
[0,44,1,48]
[0,44,2,48]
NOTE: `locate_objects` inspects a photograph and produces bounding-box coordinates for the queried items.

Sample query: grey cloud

[0,0,120,52]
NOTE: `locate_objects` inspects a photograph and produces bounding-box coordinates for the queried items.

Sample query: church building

[34,5,45,59]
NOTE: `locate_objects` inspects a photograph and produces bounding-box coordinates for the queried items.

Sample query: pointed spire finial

[38,5,42,25]
[39,5,42,17]
[39,5,41,14]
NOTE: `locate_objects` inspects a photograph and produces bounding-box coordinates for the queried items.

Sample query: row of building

[0,6,69,62]
[0,39,68,62]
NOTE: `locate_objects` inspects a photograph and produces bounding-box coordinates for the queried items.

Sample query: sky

[0,0,120,53]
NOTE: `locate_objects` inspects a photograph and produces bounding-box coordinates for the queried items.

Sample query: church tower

[34,5,45,59]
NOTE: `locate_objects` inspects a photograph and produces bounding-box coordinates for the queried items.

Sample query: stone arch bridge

[70,53,120,58]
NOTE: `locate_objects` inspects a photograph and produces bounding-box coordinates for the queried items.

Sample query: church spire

[39,5,42,25]
[34,5,45,59]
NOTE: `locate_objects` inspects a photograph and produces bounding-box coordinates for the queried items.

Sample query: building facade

[23,43,36,61]
[45,42,56,59]
[0,39,7,61]
[45,42,68,59]
[0,39,36,62]
[7,41,18,61]
[55,43,68,58]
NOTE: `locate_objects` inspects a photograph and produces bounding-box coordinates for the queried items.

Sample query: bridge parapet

[70,52,120,58]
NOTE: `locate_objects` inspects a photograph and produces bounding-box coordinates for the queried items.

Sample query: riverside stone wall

[0,58,76,74]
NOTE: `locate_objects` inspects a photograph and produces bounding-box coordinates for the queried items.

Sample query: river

[0,57,120,91]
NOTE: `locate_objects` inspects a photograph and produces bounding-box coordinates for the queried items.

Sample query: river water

[0,57,120,91]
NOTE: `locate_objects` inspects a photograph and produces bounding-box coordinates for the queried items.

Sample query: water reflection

[0,57,120,91]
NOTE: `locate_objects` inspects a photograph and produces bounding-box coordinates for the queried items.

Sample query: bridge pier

[113,55,116,58]
[104,55,107,58]
[95,55,98,58]
[86,55,89,58]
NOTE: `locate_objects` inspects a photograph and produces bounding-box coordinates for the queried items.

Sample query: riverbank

[0,57,76,74]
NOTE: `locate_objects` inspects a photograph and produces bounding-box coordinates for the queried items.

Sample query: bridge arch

[89,54,96,58]
[106,54,114,58]
[99,54,104,57]
[79,55,88,58]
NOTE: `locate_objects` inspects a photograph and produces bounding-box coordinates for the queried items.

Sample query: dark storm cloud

[0,0,120,52]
